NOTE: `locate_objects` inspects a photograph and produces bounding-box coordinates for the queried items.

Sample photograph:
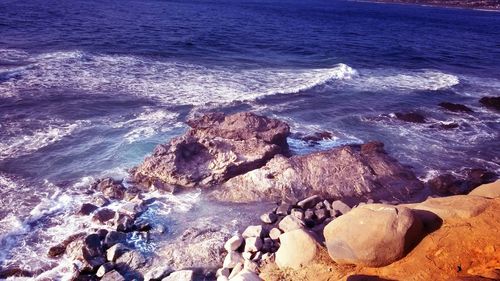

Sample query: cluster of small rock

[46,178,191,281]
[216,194,352,281]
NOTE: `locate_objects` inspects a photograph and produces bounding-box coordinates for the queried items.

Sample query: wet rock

[94,178,126,200]
[242,225,265,238]
[100,270,125,281]
[223,251,244,269]
[96,263,114,278]
[224,235,244,251]
[269,228,282,240]
[330,200,351,217]
[464,168,497,188]
[324,204,423,267]
[83,233,103,258]
[115,250,146,271]
[48,232,86,258]
[260,212,278,224]
[244,237,263,252]
[438,102,473,113]
[297,195,322,209]
[92,208,116,225]
[104,231,127,248]
[92,195,110,207]
[276,228,319,269]
[275,203,291,216]
[96,229,108,240]
[297,131,334,144]
[132,112,290,188]
[479,96,500,111]
[0,265,33,279]
[162,270,194,281]
[394,112,426,123]
[428,174,468,195]
[115,213,134,232]
[213,142,423,203]
[278,215,305,233]
[78,203,98,216]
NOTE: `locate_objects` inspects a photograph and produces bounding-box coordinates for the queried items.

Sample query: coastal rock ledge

[132,111,423,203]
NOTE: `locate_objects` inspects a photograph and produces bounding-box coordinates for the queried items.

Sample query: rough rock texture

[402,195,492,220]
[132,112,290,188]
[275,229,319,269]
[212,142,423,203]
[469,180,500,198]
[260,196,500,281]
[324,204,423,267]
[159,225,231,270]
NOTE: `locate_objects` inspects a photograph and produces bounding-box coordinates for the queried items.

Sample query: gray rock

[323,200,332,211]
[224,235,244,252]
[104,231,127,248]
[144,267,171,281]
[83,233,103,258]
[275,229,319,270]
[260,212,278,224]
[95,178,127,200]
[132,112,290,189]
[331,200,351,216]
[115,250,146,270]
[242,251,252,260]
[244,237,262,252]
[278,215,305,233]
[290,208,304,220]
[92,195,111,207]
[213,142,423,203]
[216,267,230,278]
[275,203,291,216]
[115,213,134,232]
[314,208,329,223]
[223,251,244,269]
[262,238,274,252]
[101,270,125,281]
[242,225,265,238]
[228,262,244,279]
[162,270,194,281]
[106,243,129,262]
[244,260,259,272]
[262,252,274,261]
[315,201,325,210]
[269,228,282,240]
[96,262,114,278]
[251,251,262,262]
[229,268,262,281]
[304,209,315,221]
[297,195,322,210]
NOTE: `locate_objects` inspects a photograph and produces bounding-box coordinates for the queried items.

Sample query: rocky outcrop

[469,180,500,198]
[479,96,500,111]
[132,112,290,189]
[211,142,423,203]
[323,204,423,267]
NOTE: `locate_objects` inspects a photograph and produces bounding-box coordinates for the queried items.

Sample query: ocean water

[0,0,499,278]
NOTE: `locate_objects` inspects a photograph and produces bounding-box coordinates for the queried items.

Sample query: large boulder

[323,204,423,267]
[469,180,500,198]
[275,228,319,269]
[132,112,290,188]
[212,142,423,203]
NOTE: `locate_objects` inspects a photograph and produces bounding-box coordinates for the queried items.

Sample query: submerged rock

[438,102,473,113]
[212,142,423,203]
[324,204,423,267]
[132,112,290,189]
[394,112,426,123]
[479,96,500,111]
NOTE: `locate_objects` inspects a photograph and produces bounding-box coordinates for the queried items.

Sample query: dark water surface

[0,0,499,278]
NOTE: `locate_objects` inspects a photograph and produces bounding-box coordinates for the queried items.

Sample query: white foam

[345,69,460,91]
[0,120,87,160]
[0,50,356,104]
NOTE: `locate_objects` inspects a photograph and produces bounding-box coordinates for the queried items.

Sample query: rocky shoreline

[1,101,499,280]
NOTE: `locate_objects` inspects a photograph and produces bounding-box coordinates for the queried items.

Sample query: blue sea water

[0,0,499,278]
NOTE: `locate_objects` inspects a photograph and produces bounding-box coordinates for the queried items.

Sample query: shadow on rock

[347,274,397,281]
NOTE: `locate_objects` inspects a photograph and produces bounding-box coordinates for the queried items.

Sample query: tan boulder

[324,204,422,267]
[275,228,319,269]
[469,180,500,198]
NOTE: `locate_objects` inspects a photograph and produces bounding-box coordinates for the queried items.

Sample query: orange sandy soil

[260,198,500,281]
